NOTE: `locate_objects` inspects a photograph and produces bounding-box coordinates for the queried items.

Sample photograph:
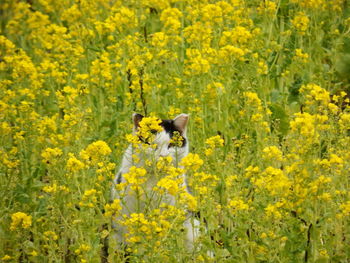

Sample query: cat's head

[132,113,189,161]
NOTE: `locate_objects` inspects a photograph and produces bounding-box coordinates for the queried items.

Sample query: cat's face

[133,113,189,162]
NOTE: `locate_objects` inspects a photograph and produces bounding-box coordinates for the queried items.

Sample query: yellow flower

[338,201,350,218]
[257,1,277,15]
[66,153,85,172]
[290,112,316,138]
[80,141,111,164]
[294,49,309,63]
[43,183,58,193]
[150,32,169,48]
[251,167,291,196]
[220,27,253,46]
[265,203,282,220]
[10,212,32,231]
[260,232,267,239]
[160,8,182,34]
[262,146,283,162]
[137,117,163,143]
[41,147,63,165]
[79,189,99,208]
[291,12,309,35]
[156,176,180,196]
[228,198,249,213]
[104,199,122,218]
[339,113,350,130]
[184,49,211,75]
[44,231,59,241]
[180,153,204,171]
[75,244,91,255]
[243,91,263,109]
[169,131,184,148]
[123,166,147,192]
[1,255,12,261]
[179,192,198,211]
[205,135,224,156]
[257,60,268,74]
[184,22,212,47]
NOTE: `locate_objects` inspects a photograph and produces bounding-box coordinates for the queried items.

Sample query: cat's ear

[173,113,189,134]
[132,113,143,132]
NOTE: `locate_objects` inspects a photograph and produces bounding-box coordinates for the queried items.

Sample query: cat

[111,113,199,251]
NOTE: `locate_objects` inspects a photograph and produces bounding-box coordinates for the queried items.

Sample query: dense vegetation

[1,0,350,262]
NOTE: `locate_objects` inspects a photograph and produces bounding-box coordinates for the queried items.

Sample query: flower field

[1,0,350,262]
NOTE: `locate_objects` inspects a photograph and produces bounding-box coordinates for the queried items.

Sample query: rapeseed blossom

[205,135,224,156]
[41,147,63,165]
[291,12,309,35]
[123,166,147,192]
[80,141,111,164]
[180,153,203,171]
[66,154,85,172]
[262,146,283,162]
[137,117,163,143]
[228,198,249,213]
[10,212,32,231]
[104,199,122,218]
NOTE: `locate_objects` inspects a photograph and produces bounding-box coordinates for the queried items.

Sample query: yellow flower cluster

[242,91,270,131]
[257,1,277,15]
[79,189,98,208]
[156,175,181,196]
[185,49,211,75]
[43,183,69,194]
[262,146,283,162]
[184,22,212,48]
[75,243,91,263]
[291,0,344,10]
[41,147,63,165]
[299,84,331,112]
[66,154,85,173]
[179,192,198,211]
[205,135,224,156]
[205,82,225,101]
[251,167,291,196]
[43,231,59,241]
[104,199,122,218]
[228,198,249,214]
[290,112,317,138]
[337,201,350,218]
[10,212,32,231]
[80,140,112,164]
[190,172,219,195]
[257,60,268,75]
[137,117,163,143]
[294,49,309,63]
[339,113,350,130]
[160,8,182,35]
[180,153,204,171]
[123,166,147,192]
[121,205,185,247]
[265,201,284,220]
[243,92,263,109]
[220,27,253,46]
[291,12,309,35]
[169,131,184,148]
